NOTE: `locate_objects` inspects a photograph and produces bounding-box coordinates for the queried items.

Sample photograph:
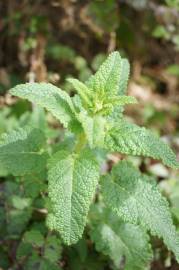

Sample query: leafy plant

[2,51,178,269]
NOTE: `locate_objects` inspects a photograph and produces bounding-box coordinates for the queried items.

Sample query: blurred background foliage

[0,0,179,269]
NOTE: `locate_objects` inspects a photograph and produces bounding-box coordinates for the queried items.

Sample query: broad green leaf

[90,206,152,270]
[47,149,99,245]
[10,83,75,127]
[105,120,179,169]
[86,51,122,95]
[118,58,130,95]
[77,113,106,148]
[0,127,47,175]
[101,161,179,262]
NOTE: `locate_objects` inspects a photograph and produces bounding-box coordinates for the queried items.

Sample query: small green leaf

[101,161,179,262]
[7,209,32,236]
[24,230,44,247]
[105,120,179,169]
[16,242,32,259]
[10,83,75,127]
[11,196,32,210]
[47,149,99,244]
[44,235,62,263]
[152,25,169,39]
[25,252,61,270]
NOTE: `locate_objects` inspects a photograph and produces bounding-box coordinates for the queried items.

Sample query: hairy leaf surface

[47,150,99,244]
[102,161,179,261]
[105,120,179,168]
[0,127,47,175]
[90,205,152,270]
[91,224,152,269]
[10,83,75,127]
[107,95,137,106]
[86,52,122,95]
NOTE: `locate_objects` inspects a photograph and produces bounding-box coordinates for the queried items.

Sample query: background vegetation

[0,0,179,269]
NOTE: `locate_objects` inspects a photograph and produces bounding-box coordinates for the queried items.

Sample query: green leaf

[86,51,122,95]
[23,175,46,198]
[107,95,137,106]
[0,127,48,175]
[101,161,179,262]
[118,58,130,95]
[39,259,60,270]
[7,209,32,236]
[152,25,169,39]
[16,242,32,259]
[24,230,44,247]
[90,206,152,269]
[47,149,99,245]
[11,195,32,210]
[105,120,179,169]
[25,252,61,270]
[10,83,75,127]
[44,235,62,263]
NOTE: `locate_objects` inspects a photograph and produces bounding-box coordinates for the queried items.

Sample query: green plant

[1,51,179,269]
